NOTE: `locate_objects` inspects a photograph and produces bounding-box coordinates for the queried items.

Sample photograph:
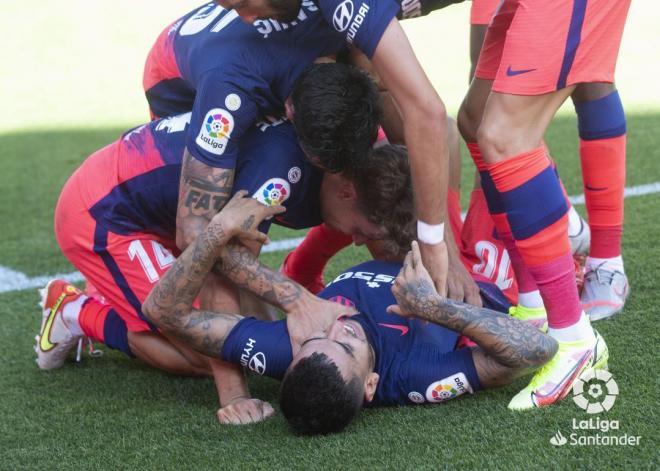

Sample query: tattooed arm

[212,243,354,353]
[388,242,558,388]
[176,148,235,250]
[144,192,282,356]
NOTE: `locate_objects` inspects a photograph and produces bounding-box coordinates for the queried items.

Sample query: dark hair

[266,0,303,23]
[291,63,382,174]
[352,144,415,259]
[279,352,364,435]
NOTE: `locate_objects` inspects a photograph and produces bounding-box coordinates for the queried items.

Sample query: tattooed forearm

[213,243,304,311]
[397,279,557,369]
[177,149,234,248]
[143,217,243,358]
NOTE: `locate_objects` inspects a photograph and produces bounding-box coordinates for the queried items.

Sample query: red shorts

[475,0,631,95]
[470,0,501,26]
[55,148,178,333]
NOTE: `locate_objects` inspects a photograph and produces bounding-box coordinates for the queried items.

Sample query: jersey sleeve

[220,318,293,379]
[186,69,260,169]
[231,122,318,233]
[395,346,482,405]
[315,0,400,58]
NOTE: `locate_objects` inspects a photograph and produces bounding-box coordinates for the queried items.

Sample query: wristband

[417,221,445,245]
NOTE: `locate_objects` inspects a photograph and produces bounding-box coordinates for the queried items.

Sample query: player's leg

[45,177,213,375]
[571,82,628,320]
[475,0,630,409]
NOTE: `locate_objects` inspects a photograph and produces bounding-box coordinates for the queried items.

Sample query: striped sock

[466,142,538,294]
[488,146,584,332]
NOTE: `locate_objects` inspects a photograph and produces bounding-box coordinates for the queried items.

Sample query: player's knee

[475,120,506,162]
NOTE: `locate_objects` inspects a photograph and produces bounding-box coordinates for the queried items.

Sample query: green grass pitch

[1,1,657,469]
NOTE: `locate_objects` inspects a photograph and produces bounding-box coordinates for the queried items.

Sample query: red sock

[489,146,582,328]
[491,213,538,294]
[284,223,352,285]
[580,135,626,258]
[78,297,111,343]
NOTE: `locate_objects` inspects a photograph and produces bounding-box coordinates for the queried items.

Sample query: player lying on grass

[141,191,571,434]
[37,110,413,423]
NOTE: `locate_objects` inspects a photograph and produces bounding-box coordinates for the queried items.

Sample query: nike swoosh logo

[506,66,537,76]
[39,294,66,352]
[378,323,409,336]
[585,185,608,191]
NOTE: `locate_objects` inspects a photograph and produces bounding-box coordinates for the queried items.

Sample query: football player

[455,0,630,410]
[141,191,577,435]
[465,0,629,322]
[36,109,408,423]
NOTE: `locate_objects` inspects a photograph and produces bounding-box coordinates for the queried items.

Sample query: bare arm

[371,19,449,296]
[213,243,351,353]
[176,148,234,249]
[388,242,558,387]
[144,193,283,357]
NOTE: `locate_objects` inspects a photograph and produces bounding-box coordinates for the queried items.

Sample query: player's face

[294,316,375,381]
[320,175,387,246]
[324,207,386,246]
[214,0,300,23]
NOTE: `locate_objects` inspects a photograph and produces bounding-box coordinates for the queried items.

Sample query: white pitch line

[2,182,660,294]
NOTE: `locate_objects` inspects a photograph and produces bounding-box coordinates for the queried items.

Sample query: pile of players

[36,0,631,434]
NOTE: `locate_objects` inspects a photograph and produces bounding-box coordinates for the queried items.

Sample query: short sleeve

[315,0,400,58]
[221,318,293,379]
[186,69,260,168]
[232,122,321,232]
[397,346,482,405]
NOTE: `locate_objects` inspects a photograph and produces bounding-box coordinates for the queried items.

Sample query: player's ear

[363,372,380,402]
[338,179,357,201]
[285,97,295,122]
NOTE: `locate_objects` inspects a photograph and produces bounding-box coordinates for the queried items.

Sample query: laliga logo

[572,370,619,414]
[332,0,354,32]
[550,431,568,446]
[206,113,231,139]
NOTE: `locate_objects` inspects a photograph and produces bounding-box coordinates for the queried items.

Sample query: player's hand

[417,239,449,297]
[216,397,275,425]
[446,242,482,307]
[387,241,440,318]
[287,301,347,355]
[211,190,285,245]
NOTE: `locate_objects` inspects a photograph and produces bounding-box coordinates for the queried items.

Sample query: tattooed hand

[387,241,441,318]
[209,190,285,246]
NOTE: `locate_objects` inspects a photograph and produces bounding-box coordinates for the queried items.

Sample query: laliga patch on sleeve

[425,372,474,403]
[253,178,291,206]
[196,108,235,155]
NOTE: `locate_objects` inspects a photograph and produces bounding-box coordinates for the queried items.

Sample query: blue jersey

[87,114,321,239]
[221,260,512,406]
[145,2,345,170]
